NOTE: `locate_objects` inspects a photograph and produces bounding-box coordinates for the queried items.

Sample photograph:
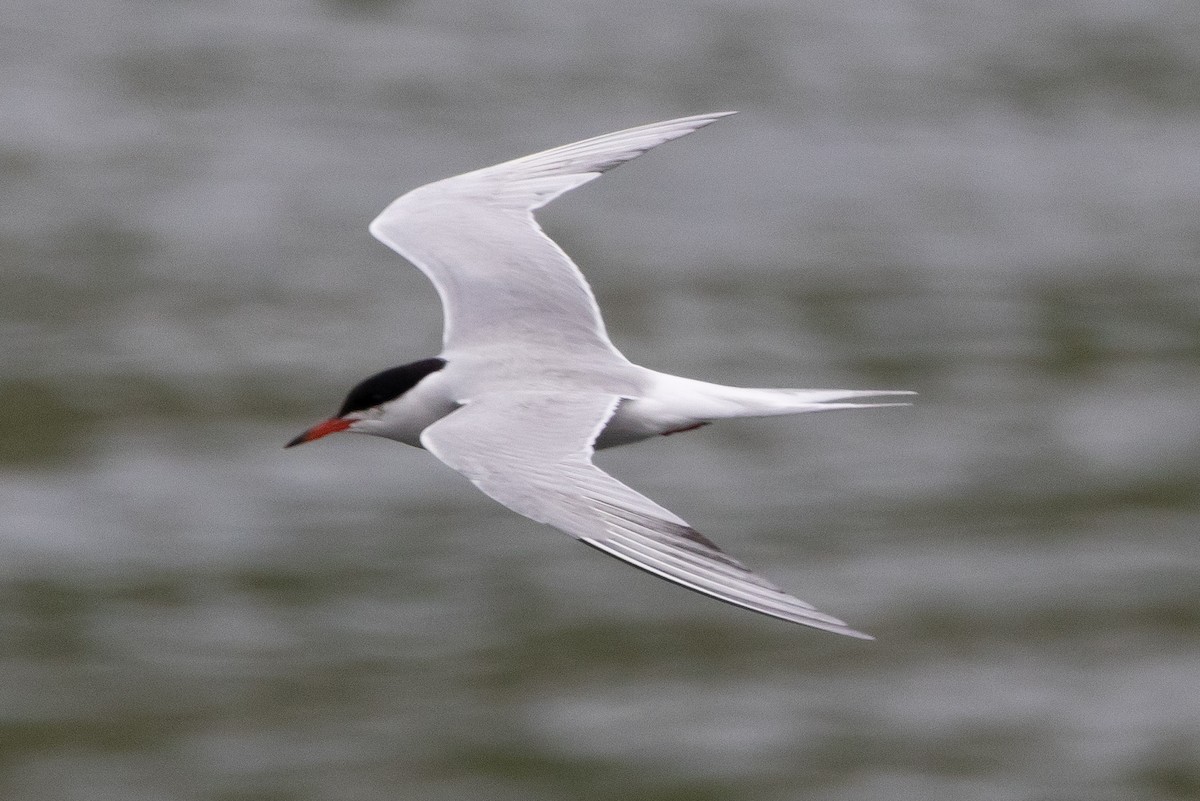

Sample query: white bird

[287,112,912,638]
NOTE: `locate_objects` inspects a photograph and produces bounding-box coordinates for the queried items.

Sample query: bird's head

[285,357,447,447]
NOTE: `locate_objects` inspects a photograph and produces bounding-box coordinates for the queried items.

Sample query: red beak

[285,417,352,448]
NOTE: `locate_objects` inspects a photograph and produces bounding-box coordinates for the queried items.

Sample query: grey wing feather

[419,391,872,638]
[368,113,735,356]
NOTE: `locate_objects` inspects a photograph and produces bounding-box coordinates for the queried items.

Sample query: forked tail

[655,373,916,420]
[601,375,914,449]
[733,387,917,416]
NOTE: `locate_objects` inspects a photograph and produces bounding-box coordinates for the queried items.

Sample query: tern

[287,112,912,637]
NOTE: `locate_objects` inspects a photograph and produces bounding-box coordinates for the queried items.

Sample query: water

[3,1,1199,799]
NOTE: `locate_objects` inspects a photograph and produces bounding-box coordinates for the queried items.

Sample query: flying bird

[287,113,912,637]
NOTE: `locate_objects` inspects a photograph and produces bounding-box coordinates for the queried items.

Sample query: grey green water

[3,1,1199,799]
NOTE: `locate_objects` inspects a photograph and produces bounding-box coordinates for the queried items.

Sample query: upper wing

[419,391,872,638]
[369,113,735,357]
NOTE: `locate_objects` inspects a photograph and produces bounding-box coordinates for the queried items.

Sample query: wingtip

[781,609,876,640]
[677,110,738,130]
[835,626,876,641]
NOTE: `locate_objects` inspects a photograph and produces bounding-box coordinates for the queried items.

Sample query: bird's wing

[419,391,872,638]
[369,113,735,358]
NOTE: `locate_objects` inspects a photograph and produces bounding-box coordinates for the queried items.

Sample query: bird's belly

[594,397,703,450]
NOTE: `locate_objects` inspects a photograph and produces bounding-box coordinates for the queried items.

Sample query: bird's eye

[337,358,447,417]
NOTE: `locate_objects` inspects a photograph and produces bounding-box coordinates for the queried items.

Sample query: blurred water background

[3,0,1199,799]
